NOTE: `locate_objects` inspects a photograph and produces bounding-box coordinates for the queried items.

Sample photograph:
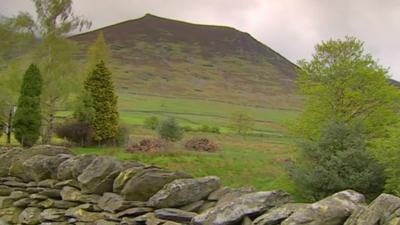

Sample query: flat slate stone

[155,208,197,223]
[116,207,154,218]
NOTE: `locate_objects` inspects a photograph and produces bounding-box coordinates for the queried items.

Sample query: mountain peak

[72,14,296,78]
[70,15,299,107]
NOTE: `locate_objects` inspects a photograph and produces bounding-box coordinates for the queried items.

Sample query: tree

[230,111,255,135]
[84,61,119,143]
[371,125,400,195]
[293,37,400,141]
[0,13,35,139]
[290,121,385,201]
[31,0,91,143]
[144,116,160,130]
[74,32,111,124]
[86,31,110,70]
[290,37,400,199]
[158,117,183,142]
[13,64,43,147]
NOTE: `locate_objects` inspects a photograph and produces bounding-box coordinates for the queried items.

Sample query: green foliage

[115,124,130,146]
[0,13,35,136]
[293,37,400,140]
[33,0,90,36]
[13,64,43,147]
[84,61,119,143]
[291,37,400,199]
[30,0,91,143]
[73,90,95,125]
[36,35,80,143]
[158,117,184,142]
[144,116,159,130]
[230,111,255,134]
[0,12,35,65]
[371,125,400,195]
[86,32,110,69]
[290,121,385,201]
[74,32,112,126]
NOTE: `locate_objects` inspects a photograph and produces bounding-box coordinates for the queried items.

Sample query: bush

[184,137,219,152]
[115,124,130,146]
[55,120,93,146]
[199,125,220,134]
[158,117,183,142]
[371,125,400,195]
[230,111,254,135]
[13,64,43,147]
[289,121,385,201]
[144,116,159,130]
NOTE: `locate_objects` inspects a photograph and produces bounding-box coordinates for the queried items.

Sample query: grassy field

[2,94,302,199]
[72,129,302,200]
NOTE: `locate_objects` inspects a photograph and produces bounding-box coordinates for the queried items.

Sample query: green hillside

[70,14,302,136]
[68,14,303,196]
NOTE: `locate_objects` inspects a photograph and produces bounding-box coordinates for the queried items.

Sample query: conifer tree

[13,64,43,147]
[74,32,110,125]
[84,60,119,143]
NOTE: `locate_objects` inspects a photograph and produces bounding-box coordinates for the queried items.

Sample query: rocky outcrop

[0,146,399,225]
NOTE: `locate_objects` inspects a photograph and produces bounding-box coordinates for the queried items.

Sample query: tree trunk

[6,107,13,145]
[42,112,54,144]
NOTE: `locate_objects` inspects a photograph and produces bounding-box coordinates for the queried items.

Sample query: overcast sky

[2,0,400,80]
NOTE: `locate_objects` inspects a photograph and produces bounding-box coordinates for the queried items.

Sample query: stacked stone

[0,145,399,225]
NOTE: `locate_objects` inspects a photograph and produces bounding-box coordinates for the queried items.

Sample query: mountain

[71,14,301,109]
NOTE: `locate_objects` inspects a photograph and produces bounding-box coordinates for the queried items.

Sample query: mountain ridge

[73,13,299,78]
[71,13,302,109]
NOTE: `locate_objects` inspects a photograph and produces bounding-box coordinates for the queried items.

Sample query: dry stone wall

[0,145,399,225]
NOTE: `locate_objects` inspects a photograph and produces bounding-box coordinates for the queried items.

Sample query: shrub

[230,111,254,135]
[184,137,219,152]
[115,124,130,146]
[13,64,43,147]
[158,117,184,142]
[144,116,159,130]
[289,121,385,201]
[55,120,93,146]
[371,125,400,195]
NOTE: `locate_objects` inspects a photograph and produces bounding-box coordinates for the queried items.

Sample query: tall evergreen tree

[84,61,119,143]
[13,64,43,147]
[74,32,110,125]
